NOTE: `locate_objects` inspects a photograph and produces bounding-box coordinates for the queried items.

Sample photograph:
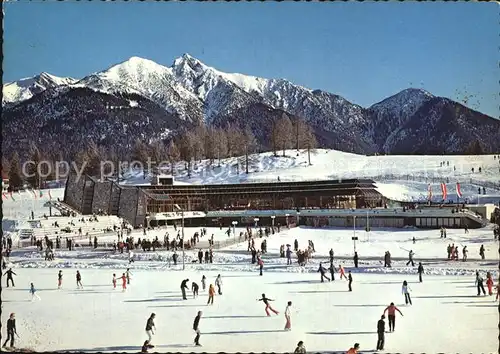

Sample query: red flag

[440,183,448,200]
[456,182,462,198]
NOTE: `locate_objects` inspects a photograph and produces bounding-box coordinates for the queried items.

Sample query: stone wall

[92,180,112,214]
[64,171,85,212]
[118,187,139,227]
[109,183,121,214]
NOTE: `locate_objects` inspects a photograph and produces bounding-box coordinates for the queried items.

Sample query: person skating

[417,263,424,283]
[486,272,493,296]
[353,252,359,268]
[475,271,486,296]
[215,274,222,295]
[201,275,206,291]
[29,282,41,301]
[479,245,485,260]
[383,303,403,332]
[58,270,63,289]
[141,340,154,352]
[348,271,353,291]
[2,313,17,348]
[181,279,189,300]
[192,281,199,298]
[76,270,83,288]
[294,341,306,353]
[257,257,264,276]
[126,268,132,285]
[347,343,360,354]
[207,284,215,305]
[406,250,415,267]
[193,311,202,346]
[329,261,336,281]
[496,281,500,301]
[317,263,330,283]
[376,315,385,351]
[4,268,16,287]
[112,274,117,289]
[258,293,279,316]
[339,264,347,280]
[284,301,292,331]
[120,273,127,291]
[402,280,412,305]
[462,246,468,262]
[145,313,156,343]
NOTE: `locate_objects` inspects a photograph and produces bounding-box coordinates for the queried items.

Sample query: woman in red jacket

[383,302,403,332]
[486,272,493,296]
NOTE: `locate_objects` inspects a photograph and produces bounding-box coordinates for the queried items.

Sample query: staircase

[81,180,95,215]
[109,184,121,216]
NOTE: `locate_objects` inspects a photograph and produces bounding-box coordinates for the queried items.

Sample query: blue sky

[4,2,498,117]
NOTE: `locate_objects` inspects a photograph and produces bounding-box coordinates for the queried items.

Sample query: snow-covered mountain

[3,54,500,157]
[2,72,77,106]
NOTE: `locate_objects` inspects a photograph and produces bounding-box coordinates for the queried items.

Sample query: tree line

[3,114,318,189]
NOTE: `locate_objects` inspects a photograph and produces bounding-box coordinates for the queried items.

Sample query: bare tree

[132,138,149,165]
[167,140,181,175]
[276,113,293,157]
[304,125,317,165]
[214,128,228,167]
[85,140,104,177]
[243,125,256,174]
[204,127,217,164]
[179,132,195,177]
[226,124,244,158]
[192,125,206,165]
[292,118,309,151]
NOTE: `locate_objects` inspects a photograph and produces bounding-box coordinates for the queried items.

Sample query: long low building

[62,171,488,229]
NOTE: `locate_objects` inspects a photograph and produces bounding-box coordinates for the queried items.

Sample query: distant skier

[376,315,385,351]
[58,270,63,289]
[284,301,292,330]
[353,252,359,268]
[383,302,403,332]
[145,313,156,343]
[215,274,222,295]
[30,282,41,301]
[294,341,306,353]
[317,263,330,283]
[207,284,215,305]
[201,275,206,291]
[192,282,199,298]
[4,268,16,287]
[181,279,189,300]
[348,271,353,291]
[258,293,279,316]
[475,271,486,296]
[2,313,17,348]
[417,262,424,283]
[402,280,412,305]
[76,270,83,288]
[406,250,415,266]
[193,311,202,346]
[112,274,117,289]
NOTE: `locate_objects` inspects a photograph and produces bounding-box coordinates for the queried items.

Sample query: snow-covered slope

[2,72,77,106]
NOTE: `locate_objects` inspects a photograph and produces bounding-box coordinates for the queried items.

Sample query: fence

[369,173,500,190]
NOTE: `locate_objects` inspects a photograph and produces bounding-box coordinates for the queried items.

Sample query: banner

[440,183,448,200]
[456,182,462,198]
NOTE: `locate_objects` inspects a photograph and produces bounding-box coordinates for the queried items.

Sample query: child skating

[258,294,279,316]
[30,283,41,301]
[207,284,215,305]
[284,301,292,330]
[76,270,83,288]
[57,270,63,289]
[120,273,127,291]
[112,274,117,289]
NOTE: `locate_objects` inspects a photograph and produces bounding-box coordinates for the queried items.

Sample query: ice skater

[192,281,199,298]
[145,313,156,343]
[181,279,189,300]
[30,282,41,301]
[112,274,117,289]
[376,315,385,351]
[329,261,336,281]
[284,301,292,330]
[417,262,424,283]
[4,268,16,287]
[58,270,63,289]
[215,274,222,295]
[402,280,412,305]
[406,250,415,266]
[339,264,347,280]
[126,268,132,285]
[258,293,279,316]
[383,303,403,332]
[207,284,215,305]
[201,275,206,291]
[347,343,360,354]
[294,341,306,353]
[193,311,202,346]
[2,313,17,348]
[317,263,330,282]
[76,270,83,288]
[486,272,493,296]
[120,273,127,291]
[475,271,486,296]
[348,271,353,291]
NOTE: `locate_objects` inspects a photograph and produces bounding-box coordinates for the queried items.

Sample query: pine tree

[26,143,42,188]
[243,125,256,174]
[8,152,23,189]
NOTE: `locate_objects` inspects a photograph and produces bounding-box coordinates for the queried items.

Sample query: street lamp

[285,213,289,228]
[232,221,238,239]
[174,204,185,271]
